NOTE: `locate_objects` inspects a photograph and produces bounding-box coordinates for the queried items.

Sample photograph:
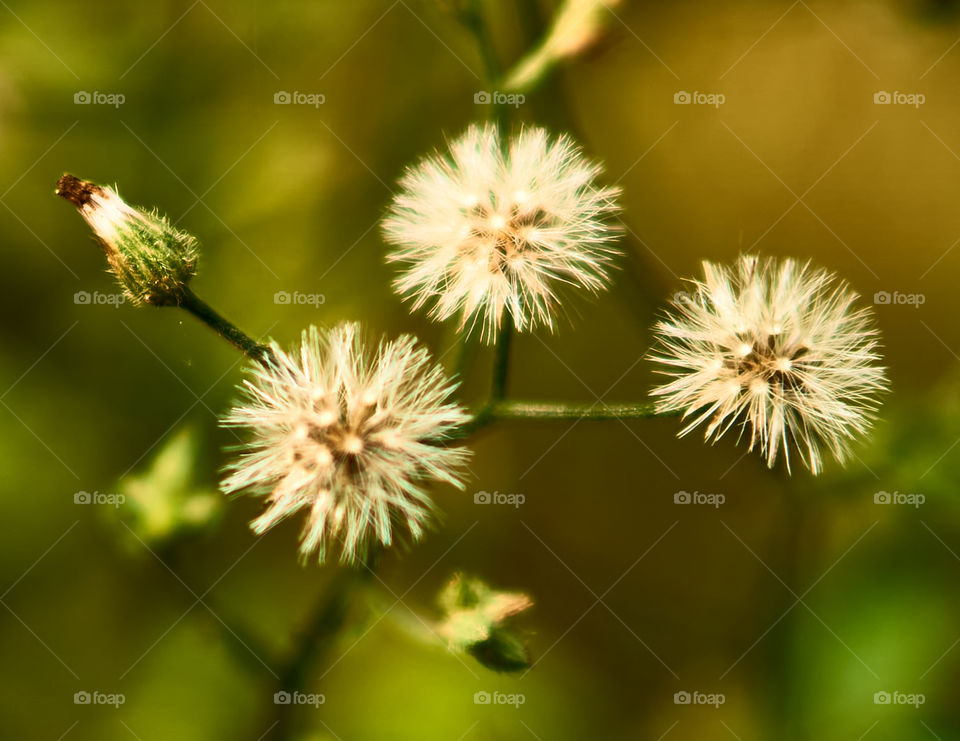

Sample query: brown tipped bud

[56,174,199,306]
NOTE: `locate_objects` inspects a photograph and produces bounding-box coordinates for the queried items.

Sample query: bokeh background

[3,0,960,738]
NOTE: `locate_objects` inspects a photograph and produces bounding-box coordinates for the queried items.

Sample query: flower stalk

[179,287,267,360]
[501,0,622,94]
[487,399,665,420]
[490,321,513,400]
[455,399,675,441]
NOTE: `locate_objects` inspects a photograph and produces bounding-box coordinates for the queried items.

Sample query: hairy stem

[453,399,676,441]
[492,399,666,420]
[179,287,267,360]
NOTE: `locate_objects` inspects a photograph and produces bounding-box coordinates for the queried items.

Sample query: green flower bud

[437,573,533,673]
[56,174,199,306]
[503,0,622,93]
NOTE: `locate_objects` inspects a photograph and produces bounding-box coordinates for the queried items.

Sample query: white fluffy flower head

[382,124,622,341]
[651,255,887,474]
[221,323,471,564]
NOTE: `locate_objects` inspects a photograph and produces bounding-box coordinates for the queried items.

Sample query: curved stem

[179,286,268,360]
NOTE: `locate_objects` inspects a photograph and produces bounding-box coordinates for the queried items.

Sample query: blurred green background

[3,0,960,738]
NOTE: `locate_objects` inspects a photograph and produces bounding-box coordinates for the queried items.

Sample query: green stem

[179,286,267,360]
[454,398,676,440]
[490,321,513,400]
[461,1,508,129]
[492,399,665,420]
[490,401,672,421]
[454,331,478,382]
[500,0,612,95]
[461,0,502,84]
[460,1,515,399]
[469,18,501,85]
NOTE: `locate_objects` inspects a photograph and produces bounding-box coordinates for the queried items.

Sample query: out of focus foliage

[3,1,960,739]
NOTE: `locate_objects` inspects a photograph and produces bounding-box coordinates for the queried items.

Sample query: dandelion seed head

[650,255,888,474]
[221,323,471,564]
[382,124,622,342]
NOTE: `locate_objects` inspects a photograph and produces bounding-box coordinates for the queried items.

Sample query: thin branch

[490,321,513,400]
[451,398,676,440]
[492,399,666,420]
[179,286,268,360]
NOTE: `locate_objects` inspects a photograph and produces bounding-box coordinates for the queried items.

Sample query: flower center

[464,201,551,273]
[286,392,395,477]
[728,334,810,392]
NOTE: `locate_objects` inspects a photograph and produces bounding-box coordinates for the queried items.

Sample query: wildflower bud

[437,573,533,673]
[546,0,623,59]
[503,0,623,92]
[56,174,199,307]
